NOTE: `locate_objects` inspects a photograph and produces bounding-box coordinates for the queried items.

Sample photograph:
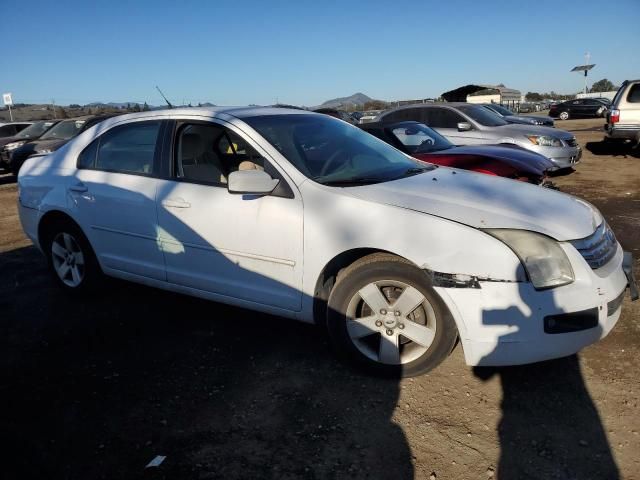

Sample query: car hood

[345,168,601,241]
[19,138,68,153]
[489,123,573,141]
[445,144,555,174]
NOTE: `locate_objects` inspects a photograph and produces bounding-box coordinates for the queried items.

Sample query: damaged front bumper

[425,247,633,366]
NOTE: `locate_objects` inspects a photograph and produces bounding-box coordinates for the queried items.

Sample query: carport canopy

[441,84,496,102]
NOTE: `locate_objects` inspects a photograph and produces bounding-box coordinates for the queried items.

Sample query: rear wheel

[559,111,570,120]
[42,218,101,292]
[327,254,458,377]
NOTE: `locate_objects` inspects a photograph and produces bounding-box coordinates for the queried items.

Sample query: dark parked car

[549,99,608,120]
[483,103,554,127]
[0,122,32,138]
[313,108,358,124]
[360,120,556,186]
[0,120,60,167]
[8,115,118,175]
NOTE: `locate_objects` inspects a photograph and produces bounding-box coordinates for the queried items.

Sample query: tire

[559,111,569,120]
[326,253,458,377]
[41,218,102,293]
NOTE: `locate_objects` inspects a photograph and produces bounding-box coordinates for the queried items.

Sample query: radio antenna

[155,86,173,109]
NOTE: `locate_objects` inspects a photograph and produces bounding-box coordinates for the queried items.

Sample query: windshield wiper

[317,176,385,186]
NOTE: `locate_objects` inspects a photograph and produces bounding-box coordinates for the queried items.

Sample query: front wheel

[327,254,458,377]
[559,111,570,120]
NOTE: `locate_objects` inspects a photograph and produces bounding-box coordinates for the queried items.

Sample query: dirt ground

[1,118,639,480]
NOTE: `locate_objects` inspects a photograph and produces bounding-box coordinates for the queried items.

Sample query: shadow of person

[473,275,619,479]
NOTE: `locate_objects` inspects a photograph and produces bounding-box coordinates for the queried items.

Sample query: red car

[360,121,556,185]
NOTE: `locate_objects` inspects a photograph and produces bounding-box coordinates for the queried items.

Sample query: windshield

[244,114,432,185]
[487,104,513,116]
[40,119,86,140]
[389,123,453,154]
[457,105,508,127]
[16,121,57,139]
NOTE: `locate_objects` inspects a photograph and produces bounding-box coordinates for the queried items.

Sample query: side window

[78,121,161,174]
[0,125,12,136]
[384,108,423,123]
[176,123,264,185]
[627,84,640,103]
[429,108,465,128]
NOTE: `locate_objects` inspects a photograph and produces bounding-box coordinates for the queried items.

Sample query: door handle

[162,198,191,209]
[68,183,88,193]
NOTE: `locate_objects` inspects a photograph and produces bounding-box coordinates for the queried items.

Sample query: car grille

[570,222,618,269]
[565,138,578,147]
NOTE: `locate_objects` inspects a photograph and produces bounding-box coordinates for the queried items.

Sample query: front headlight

[485,229,574,289]
[526,135,563,147]
[38,148,52,154]
[5,141,26,151]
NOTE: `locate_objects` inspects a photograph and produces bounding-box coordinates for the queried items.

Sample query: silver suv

[377,103,581,170]
[605,79,640,144]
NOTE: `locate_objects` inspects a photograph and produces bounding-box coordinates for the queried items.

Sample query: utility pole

[584,52,591,94]
[52,99,57,119]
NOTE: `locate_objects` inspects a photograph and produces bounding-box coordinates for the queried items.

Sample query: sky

[2,0,639,107]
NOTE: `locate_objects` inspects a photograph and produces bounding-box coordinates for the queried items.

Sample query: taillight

[610,109,620,124]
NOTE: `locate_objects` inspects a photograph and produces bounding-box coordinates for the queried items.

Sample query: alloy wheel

[51,232,86,287]
[345,280,437,365]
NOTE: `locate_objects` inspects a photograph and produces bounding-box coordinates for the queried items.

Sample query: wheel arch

[37,210,89,254]
[312,248,414,327]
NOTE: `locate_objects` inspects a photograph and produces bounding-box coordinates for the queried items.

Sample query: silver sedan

[377,103,581,170]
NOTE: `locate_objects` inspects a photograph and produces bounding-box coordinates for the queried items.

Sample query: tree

[525,92,543,102]
[131,103,141,112]
[591,78,616,93]
[142,102,150,111]
[57,107,68,119]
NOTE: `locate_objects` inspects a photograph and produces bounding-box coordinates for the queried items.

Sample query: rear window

[627,84,640,103]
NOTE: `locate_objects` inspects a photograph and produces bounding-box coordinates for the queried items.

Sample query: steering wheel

[319,149,349,177]
[420,138,434,146]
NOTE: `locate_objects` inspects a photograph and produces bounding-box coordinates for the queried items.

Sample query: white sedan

[17,107,637,376]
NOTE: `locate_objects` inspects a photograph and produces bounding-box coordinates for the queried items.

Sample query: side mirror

[228,169,279,195]
[457,122,473,132]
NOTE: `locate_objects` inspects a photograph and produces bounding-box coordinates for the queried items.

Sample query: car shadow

[586,141,640,159]
[473,273,619,479]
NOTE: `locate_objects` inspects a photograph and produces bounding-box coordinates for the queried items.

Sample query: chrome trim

[570,222,618,269]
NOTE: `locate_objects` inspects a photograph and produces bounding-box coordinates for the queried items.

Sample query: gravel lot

[1,118,638,479]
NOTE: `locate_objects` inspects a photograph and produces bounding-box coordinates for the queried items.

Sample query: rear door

[71,120,166,280]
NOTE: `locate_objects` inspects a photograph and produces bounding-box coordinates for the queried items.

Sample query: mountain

[316,93,374,109]
[84,101,154,109]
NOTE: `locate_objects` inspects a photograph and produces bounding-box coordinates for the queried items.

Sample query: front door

[155,120,303,311]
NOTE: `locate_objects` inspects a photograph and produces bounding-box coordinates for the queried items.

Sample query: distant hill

[316,93,374,109]
[85,101,152,109]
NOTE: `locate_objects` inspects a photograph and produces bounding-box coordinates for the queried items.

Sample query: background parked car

[0,120,60,168]
[605,79,640,144]
[0,122,32,138]
[358,110,383,123]
[549,99,608,120]
[8,115,118,175]
[483,103,554,127]
[377,103,581,170]
[313,108,358,124]
[360,120,555,185]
